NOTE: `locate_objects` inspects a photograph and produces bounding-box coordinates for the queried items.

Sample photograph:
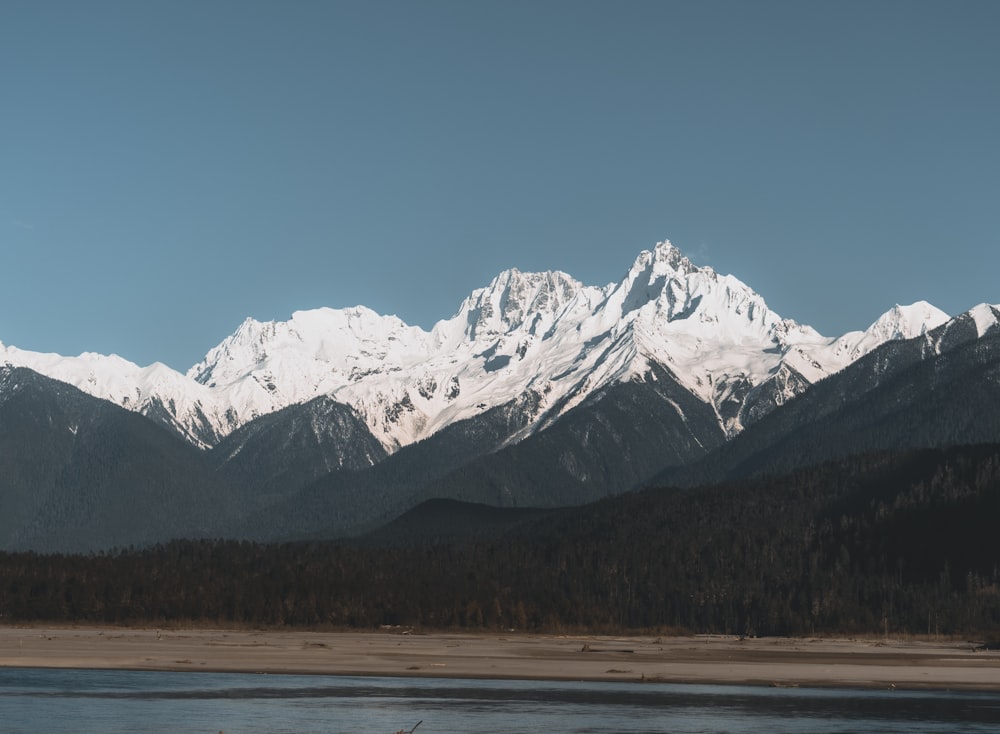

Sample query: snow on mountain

[818,301,951,365]
[966,303,1000,337]
[185,306,439,448]
[0,343,229,447]
[769,300,949,396]
[181,241,955,444]
[1,240,973,450]
[600,244,833,431]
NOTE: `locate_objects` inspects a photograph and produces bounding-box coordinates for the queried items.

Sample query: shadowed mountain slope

[653,313,1000,489]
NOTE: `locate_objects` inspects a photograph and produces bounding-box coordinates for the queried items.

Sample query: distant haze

[2,0,997,370]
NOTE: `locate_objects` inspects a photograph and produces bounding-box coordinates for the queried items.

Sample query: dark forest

[2,445,999,638]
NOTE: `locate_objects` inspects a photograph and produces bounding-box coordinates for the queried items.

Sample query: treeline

[2,444,999,637]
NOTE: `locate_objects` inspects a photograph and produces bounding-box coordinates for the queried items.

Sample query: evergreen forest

[2,444,999,638]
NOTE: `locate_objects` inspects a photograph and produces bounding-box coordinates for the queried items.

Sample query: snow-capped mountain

[807,301,950,366]
[0,343,232,448]
[179,240,960,446]
[0,241,976,451]
[653,302,1000,491]
[5,239,1000,552]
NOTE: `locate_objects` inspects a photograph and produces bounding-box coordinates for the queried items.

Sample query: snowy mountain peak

[5,239,985,456]
[867,301,950,342]
[456,268,588,341]
[965,303,1000,337]
[632,240,699,278]
[809,301,950,372]
[188,317,270,385]
[188,306,430,388]
[610,240,786,345]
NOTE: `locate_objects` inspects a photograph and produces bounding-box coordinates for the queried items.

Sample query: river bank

[2,626,998,691]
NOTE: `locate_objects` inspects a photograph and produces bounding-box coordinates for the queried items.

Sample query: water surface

[3,667,1000,733]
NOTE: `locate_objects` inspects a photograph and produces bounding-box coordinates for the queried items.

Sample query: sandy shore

[2,626,999,691]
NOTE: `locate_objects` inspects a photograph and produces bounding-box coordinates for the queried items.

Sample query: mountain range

[2,240,998,552]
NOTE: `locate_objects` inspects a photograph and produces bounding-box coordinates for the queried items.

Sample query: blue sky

[2,0,998,371]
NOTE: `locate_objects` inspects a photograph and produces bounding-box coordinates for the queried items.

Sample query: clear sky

[2,0,998,371]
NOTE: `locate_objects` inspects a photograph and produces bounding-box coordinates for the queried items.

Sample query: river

[2,667,999,733]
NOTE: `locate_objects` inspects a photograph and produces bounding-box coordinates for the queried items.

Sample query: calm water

[1,667,999,734]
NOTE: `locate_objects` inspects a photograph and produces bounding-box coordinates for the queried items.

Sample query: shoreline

[2,626,1000,691]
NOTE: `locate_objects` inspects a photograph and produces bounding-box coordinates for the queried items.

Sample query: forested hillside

[2,444,999,637]
[0,367,241,551]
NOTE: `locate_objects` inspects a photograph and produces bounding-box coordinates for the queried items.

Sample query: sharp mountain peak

[1,239,971,452]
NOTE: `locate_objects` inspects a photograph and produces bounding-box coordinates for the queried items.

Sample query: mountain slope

[1,241,953,458]
[233,390,553,541]
[2,241,989,553]
[210,395,388,509]
[653,305,1000,488]
[9,442,1000,638]
[233,300,995,543]
[0,346,232,448]
[414,363,727,509]
[0,366,242,552]
[231,357,732,542]
[186,242,839,447]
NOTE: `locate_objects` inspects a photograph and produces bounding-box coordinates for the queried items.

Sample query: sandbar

[2,626,999,691]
